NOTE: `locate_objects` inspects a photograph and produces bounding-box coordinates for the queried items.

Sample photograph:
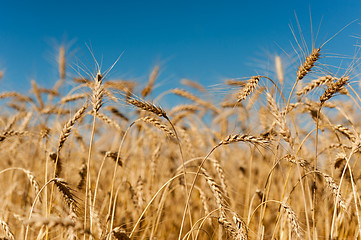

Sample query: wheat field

[0,40,360,240]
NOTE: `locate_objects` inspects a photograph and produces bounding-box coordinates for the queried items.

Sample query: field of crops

[0,40,360,239]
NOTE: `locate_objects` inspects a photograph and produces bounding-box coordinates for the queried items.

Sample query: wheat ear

[53,178,78,214]
[141,116,175,138]
[142,65,159,97]
[92,72,104,113]
[58,102,88,151]
[237,76,260,102]
[218,134,269,146]
[94,111,123,133]
[127,97,168,119]
[60,93,88,104]
[181,78,206,92]
[0,219,15,240]
[320,77,349,104]
[282,203,302,239]
[105,106,129,122]
[171,88,219,113]
[333,124,356,143]
[296,75,334,96]
[275,55,284,84]
[59,45,66,79]
[296,48,320,81]
[111,227,130,240]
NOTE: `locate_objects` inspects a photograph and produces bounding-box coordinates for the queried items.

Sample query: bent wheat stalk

[180,133,268,239]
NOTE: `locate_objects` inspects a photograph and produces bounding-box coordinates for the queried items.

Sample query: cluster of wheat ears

[0,37,361,240]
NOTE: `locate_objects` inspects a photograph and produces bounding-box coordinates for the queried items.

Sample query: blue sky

[0,0,361,96]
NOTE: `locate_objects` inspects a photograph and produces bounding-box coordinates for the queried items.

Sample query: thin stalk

[84,114,96,240]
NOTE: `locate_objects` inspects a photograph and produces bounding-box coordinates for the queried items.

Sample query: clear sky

[0,0,361,95]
